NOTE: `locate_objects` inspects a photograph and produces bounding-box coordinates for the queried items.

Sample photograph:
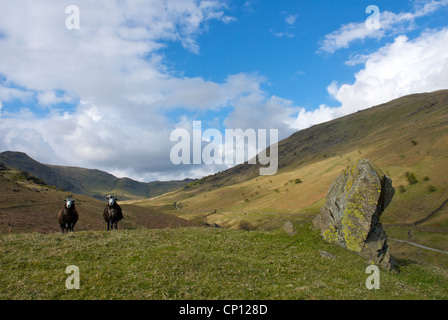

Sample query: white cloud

[290,28,448,130]
[0,85,32,102]
[37,91,74,107]
[333,29,448,113]
[0,0,239,181]
[319,0,448,53]
[285,14,298,25]
[270,30,294,38]
[1,1,447,182]
[271,12,298,38]
[286,104,339,131]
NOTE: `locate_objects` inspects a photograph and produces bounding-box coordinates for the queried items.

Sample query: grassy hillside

[0,151,194,200]
[0,166,198,235]
[1,226,447,300]
[130,90,448,268]
[182,90,448,190]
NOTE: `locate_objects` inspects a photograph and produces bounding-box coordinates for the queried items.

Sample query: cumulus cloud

[1,1,447,182]
[37,91,74,107]
[289,28,448,130]
[0,0,240,181]
[319,0,448,53]
[333,29,448,113]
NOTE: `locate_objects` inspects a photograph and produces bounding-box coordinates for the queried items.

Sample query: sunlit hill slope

[132,90,448,267]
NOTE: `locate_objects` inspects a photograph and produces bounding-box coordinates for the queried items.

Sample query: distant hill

[0,164,199,234]
[0,151,194,200]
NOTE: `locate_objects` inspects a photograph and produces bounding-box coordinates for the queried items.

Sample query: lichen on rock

[313,159,395,270]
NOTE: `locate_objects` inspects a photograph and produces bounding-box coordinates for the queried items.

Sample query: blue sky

[162,0,445,107]
[0,0,447,181]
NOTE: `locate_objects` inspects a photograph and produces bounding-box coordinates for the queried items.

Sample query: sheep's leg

[114,222,118,230]
[107,221,110,231]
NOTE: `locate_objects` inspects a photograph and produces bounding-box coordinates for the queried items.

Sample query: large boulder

[313,159,395,270]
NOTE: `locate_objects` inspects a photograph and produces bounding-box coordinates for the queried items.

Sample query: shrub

[427,185,437,193]
[294,178,302,184]
[405,172,418,185]
[398,185,406,193]
[423,176,430,182]
[238,220,256,231]
[411,140,418,146]
[11,171,46,185]
[187,177,207,187]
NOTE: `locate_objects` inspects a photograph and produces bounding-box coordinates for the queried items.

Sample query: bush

[423,176,430,182]
[405,172,418,185]
[411,140,418,146]
[427,185,437,193]
[238,220,256,231]
[398,185,406,193]
[11,171,46,185]
[186,177,207,187]
[294,178,302,184]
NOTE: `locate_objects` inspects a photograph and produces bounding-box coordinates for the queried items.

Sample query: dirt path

[389,238,448,255]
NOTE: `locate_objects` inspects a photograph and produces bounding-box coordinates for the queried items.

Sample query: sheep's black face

[65,198,75,208]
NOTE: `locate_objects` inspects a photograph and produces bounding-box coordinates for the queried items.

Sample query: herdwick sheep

[57,198,79,233]
[103,195,123,231]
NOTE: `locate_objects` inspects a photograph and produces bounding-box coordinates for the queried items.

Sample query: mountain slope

[0,151,194,200]
[132,90,448,268]
[187,89,448,189]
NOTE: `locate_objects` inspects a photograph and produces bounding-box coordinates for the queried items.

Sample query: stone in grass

[282,221,297,236]
[313,159,395,270]
[319,250,335,259]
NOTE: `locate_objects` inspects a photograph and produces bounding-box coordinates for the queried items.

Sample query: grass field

[1,225,447,300]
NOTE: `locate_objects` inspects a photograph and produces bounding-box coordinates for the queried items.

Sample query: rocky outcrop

[313,159,395,270]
